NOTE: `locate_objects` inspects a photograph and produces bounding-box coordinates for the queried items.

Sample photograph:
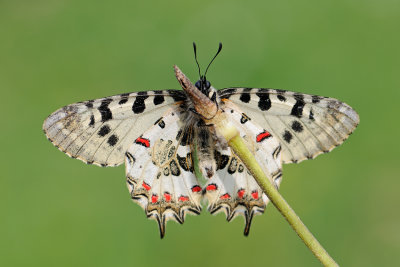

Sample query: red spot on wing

[151,194,158,203]
[191,185,202,193]
[256,131,272,142]
[164,192,171,202]
[220,193,231,200]
[135,137,150,147]
[179,195,189,202]
[142,182,151,191]
[206,184,217,191]
[251,190,259,199]
[237,189,245,199]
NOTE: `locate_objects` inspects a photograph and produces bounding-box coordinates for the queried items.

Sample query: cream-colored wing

[202,101,282,235]
[43,90,186,166]
[125,106,201,238]
[219,88,359,164]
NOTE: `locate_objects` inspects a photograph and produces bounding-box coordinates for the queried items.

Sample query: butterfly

[43,43,359,238]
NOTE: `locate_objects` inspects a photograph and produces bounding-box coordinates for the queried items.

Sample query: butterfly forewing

[43,90,186,166]
[218,88,359,163]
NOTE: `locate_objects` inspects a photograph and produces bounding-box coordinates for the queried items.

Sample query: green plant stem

[228,135,338,266]
[211,113,338,266]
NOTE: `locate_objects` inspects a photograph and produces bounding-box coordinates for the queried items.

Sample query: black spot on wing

[180,128,192,146]
[168,145,175,159]
[228,158,238,174]
[107,134,119,146]
[168,90,187,102]
[239,93,250,103]
[238,164,244,173]
[277,94,286,102]
[98,99,113,122]
[153,95,165,105]
[98,125,111,137]
[291,95,305,118]
[154,117,165,129]
[170,160,181,176]
[291,121,303,132]
[85,100,94,108]
[132,93,149,114]
[309,110,315,121]
[89,115,95,126]
[275,90,287,102]
[118,93,130,105]
[214,150,229,170]
[294,93,304,101]
[256,92,271,111]
[312,95,322,103]
[283,130,293,143]
[177,154,189,172]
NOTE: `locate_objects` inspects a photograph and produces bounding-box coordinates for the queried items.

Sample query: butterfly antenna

[204,42,223,78]
[193,42,201,79]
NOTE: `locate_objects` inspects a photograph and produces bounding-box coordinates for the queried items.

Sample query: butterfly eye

[195,80,201,89]
[205,80,211,89]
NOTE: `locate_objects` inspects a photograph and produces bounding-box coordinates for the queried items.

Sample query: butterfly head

[193,42,222,98]
[195,75,211,95]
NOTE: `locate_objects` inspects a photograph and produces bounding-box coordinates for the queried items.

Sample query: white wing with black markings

[218,88,359,164]
[43,90,186,167]
[202,100,283,235]
[125,106,202,238]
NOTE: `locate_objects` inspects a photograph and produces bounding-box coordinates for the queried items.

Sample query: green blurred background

[1,0,399,266]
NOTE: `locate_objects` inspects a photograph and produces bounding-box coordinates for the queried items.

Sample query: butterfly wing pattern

[125,106,203,237]
[202,100,283,235]
[219,88,359,164]
[43,63,359,238]
[43,90,186,167]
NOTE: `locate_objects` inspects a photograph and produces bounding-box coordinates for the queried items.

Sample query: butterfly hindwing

[125,106,202,238]
[218,88,359,163]
[202,100,282,235]
[43,90,186,167]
